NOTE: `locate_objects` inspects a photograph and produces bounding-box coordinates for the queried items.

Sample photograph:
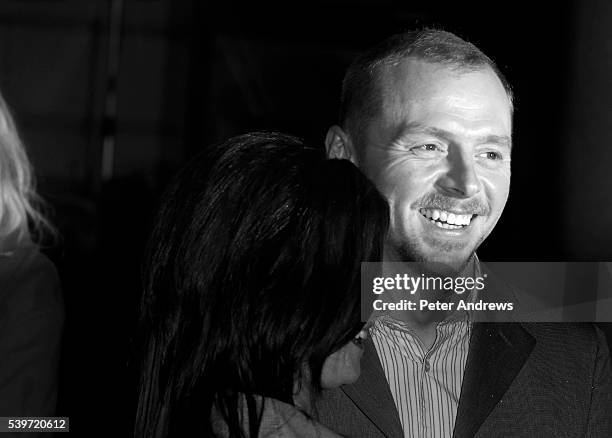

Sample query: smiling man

[316,29,612,438]
[327,36,512,272]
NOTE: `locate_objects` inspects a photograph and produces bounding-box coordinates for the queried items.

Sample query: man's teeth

[418,208,474,229]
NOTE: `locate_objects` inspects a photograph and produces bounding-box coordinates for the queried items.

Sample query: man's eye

[480,151,503,160]
[411,143,440,152]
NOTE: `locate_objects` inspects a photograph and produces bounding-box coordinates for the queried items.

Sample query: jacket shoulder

[522,322,603,349]
[0,246,62,317]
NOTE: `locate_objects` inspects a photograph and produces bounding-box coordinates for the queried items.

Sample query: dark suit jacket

[0,243,63,417]
[315,322,612,437]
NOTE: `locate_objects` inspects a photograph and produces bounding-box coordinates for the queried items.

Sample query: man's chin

[420,253,474,276]
[390,241,476,274]
[423,234,480,266]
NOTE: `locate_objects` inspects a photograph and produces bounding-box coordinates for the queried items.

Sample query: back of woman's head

[0,93,52,250]
[135,132,389,437]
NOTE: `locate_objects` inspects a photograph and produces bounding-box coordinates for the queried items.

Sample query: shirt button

[424,360,430,372]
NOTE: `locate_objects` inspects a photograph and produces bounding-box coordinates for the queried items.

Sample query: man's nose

[435,150,482,198]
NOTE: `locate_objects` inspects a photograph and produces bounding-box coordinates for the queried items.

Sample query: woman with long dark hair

[135,132,389,437]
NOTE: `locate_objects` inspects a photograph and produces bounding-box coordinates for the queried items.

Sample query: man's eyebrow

[480,134,512,149]
[391,122,512,149]
[390,122,434,143]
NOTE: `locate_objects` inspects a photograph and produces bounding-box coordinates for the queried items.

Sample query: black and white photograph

[0,1,610,436]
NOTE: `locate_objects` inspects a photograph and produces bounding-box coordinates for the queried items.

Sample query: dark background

[0,0,610,435]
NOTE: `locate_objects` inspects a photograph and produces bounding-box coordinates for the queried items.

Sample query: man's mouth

[418,208,477,230]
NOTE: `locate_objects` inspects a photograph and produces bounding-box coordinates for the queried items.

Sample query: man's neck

[379,252,477,349]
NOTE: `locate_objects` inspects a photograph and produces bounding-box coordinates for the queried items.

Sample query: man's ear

[325,125,358,165]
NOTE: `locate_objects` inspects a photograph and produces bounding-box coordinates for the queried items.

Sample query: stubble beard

[387,231,481,276]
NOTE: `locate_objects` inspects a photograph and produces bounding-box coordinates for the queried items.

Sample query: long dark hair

[134,132,389,437]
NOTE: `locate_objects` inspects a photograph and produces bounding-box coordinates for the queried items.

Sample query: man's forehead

[376,59,511,118]
[380,57,436,86]
[379,57,500,99]
[357,58,512,147]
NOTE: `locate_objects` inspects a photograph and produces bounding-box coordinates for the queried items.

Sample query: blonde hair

[0,93,54,247]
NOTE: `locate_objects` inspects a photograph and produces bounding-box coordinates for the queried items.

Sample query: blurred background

[0,0,611,434]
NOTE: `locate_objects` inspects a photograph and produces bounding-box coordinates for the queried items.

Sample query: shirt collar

[368,254,482,330]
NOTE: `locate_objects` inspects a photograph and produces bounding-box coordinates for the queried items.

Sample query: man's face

[357,59,512,268]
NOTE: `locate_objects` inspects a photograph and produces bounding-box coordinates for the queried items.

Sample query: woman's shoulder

[212,395,345,438]
[0,243,62,315]
[260,398,344,438]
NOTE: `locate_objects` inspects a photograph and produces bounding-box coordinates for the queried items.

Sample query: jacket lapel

[341,338,404,438]
[453,322,535,438]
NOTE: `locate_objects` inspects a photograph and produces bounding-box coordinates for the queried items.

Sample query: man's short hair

[340,28,514,146]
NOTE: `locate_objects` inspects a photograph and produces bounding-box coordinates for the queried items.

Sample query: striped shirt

[370,313,471,438]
